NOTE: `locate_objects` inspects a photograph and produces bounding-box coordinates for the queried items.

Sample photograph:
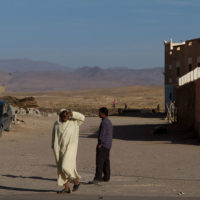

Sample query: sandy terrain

[1,113,200,199]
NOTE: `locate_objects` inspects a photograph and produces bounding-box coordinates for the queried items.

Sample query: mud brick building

[164,37,200,136]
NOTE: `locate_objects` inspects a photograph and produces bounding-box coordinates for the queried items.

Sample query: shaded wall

[176,79,200,136]
[195,79,200,136]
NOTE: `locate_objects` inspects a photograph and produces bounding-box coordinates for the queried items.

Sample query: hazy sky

[0,0,199,68]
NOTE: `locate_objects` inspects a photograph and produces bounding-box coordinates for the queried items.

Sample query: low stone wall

[176,79,200,137]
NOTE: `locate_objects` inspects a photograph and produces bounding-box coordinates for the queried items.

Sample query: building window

[176,67,180,77]
[176,61,180,67]
[197,56,200,66]
[189,64,192,72]
[188,57,192,64]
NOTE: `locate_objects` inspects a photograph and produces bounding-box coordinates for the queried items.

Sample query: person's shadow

[0,185,56,193]
[1,174,99,193]
[1,174,57,193]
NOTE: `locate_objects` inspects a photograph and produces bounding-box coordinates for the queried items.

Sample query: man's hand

[98,144,102,148]
[69,111,73,118]
[68,110,73,118]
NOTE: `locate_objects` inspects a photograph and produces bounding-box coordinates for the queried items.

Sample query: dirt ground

[1,113,200,198]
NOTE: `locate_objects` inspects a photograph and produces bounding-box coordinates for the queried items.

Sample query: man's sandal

[72,183,80,191]
[57,188,71,194]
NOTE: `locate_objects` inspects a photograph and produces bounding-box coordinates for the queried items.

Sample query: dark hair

[99,107,108,116]
[59,110,67,117]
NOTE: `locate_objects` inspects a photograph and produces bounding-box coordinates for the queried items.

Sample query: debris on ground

[177,191,185,196]
[0,96,38,108]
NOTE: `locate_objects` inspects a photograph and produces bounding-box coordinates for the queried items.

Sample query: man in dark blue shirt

[92,107,113,183]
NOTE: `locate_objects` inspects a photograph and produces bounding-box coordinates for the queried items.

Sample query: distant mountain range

[0,58,72,72]
[0,59,164,92]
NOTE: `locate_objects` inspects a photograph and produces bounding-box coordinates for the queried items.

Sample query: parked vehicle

[0,100,13,136]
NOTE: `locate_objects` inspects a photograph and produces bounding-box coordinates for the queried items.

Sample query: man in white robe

[51,109,85,193]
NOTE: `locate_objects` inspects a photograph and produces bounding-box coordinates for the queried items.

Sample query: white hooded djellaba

[52,110,85,186]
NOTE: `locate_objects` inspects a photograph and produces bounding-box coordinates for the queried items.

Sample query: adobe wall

[195,79,200,137]
[176,79,200,137]
[176,82,195,131]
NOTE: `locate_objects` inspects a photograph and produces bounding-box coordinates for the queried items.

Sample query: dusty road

[1,113,200,199]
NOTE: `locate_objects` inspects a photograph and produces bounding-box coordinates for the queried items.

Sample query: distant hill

[0,59,164,92]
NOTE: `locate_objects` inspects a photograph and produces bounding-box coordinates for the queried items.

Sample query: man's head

[59,109,71,122]
[99,107,108,118]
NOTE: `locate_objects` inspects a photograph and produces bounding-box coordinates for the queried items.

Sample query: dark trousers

[95,146,110,181]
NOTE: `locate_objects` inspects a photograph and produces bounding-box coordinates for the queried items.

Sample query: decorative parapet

[178,67,200,86]
[164,38,185,50]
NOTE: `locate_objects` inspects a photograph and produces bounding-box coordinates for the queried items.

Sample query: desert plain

[4,85,165,112]
[1,86,200,199]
